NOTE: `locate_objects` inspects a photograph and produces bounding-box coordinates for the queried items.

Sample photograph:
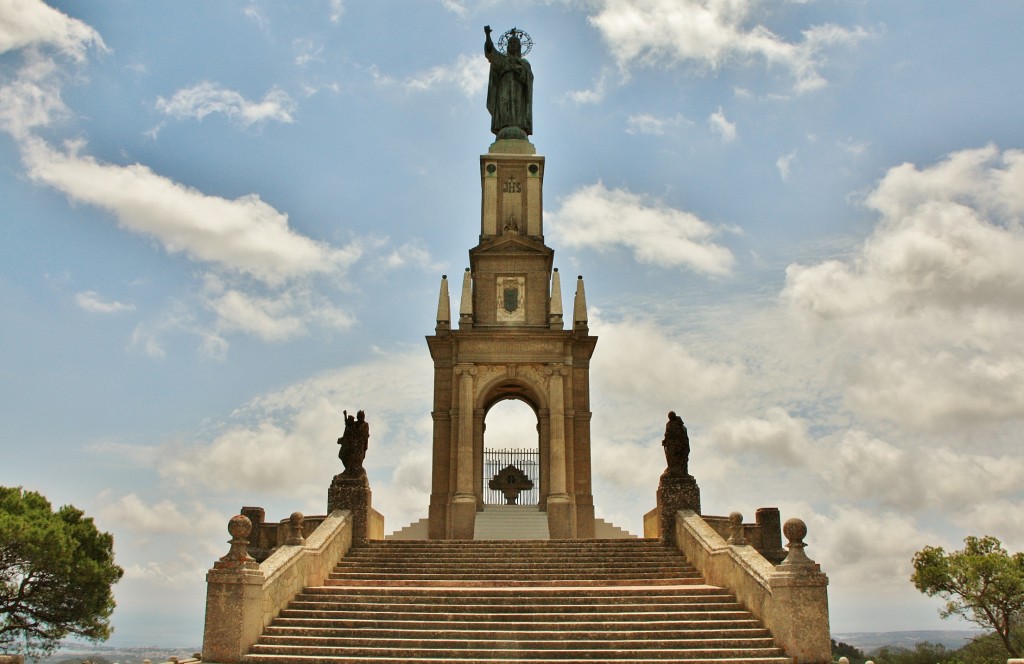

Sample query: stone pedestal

[328,473,371,545]
[657,474,701,545]
[546,494,572,539]
[450,494,477,540]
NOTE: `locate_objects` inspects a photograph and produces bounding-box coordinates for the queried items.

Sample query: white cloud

[95,491,222,535]
[401,54,488,98]
[810,506,935,586]
[709,407,812,465]
[0,0,105,60]
[158,351,435,522]
[75,289,135,313]
[21,137,360,285]
[294,39,325,67]
[548,182,736,274]
[0,50,66,138]
[155,81,296,127]
[587,0,866,92]
[381,241,442,271]
[590,313,746,443]
[566,69,613,105]
[822,431,1024,512]
[776,150,796,181]
[784,145,1024,428]
[625,112,687,136]
[708,106,737,141]
[328,0,343,23]
[201,275,354,342]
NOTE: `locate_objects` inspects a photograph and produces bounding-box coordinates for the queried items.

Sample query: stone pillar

[657,474,701,546]
[202,515,265,663]
[451,365,477,539]
[328,474,371,546]
[767,519,831,664]
[546,365,572,539]
[474,408,485,511]
[756,507,787,563]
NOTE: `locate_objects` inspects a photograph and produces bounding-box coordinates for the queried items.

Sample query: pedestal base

[547,494,572,539]
[328,473,371,545]
[657,474,701,545]
[450,494,477,540]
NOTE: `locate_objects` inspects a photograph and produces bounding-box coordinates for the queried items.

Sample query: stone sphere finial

[839,658,850,664]
[780,517,815,567]
[727,511,747,545]
[286,511,306,546]
[216,514,257,569]
[227,514,252,540]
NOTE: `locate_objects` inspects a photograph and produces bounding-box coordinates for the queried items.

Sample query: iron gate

[483,448,540,505]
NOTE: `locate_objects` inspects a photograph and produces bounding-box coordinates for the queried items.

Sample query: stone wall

[673,509,831,664]
[202,509,354,663]
[644,506,786,564]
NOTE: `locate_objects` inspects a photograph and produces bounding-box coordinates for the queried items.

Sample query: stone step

[264,622,769,636]
[358,540,667,550]
[253,636,782,650]
[322,577,705,588]
[295,587,734,603]
[247,644,787,659]
[245,655,790,659]
[246,539,786,664]
[278,605,756,620]
[328,566,701,578]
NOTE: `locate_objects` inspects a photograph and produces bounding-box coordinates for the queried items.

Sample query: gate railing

[484,448,540,505]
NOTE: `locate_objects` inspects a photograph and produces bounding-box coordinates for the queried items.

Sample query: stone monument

[484,26,533,141]
[425,26,598,540]
[328,409,373,544]
[656,411,701,545]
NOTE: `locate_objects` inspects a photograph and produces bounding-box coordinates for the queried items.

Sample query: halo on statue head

[496,27,533,56]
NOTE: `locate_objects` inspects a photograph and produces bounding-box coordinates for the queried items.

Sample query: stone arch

[472,373,550,510]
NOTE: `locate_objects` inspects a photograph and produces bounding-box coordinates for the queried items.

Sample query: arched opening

[482,398,540,506]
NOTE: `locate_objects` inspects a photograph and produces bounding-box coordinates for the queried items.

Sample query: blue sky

[3,0,1024,646]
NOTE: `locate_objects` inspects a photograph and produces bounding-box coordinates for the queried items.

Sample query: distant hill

[38,642,200,664]
[832,631,984,653]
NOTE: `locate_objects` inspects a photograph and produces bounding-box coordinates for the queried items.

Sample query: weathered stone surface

[328,473,372,545]
[656,474,701,545]
[675,509,831,664]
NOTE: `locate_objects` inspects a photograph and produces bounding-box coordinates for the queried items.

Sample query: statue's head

[668,411,676,419]
[356,410,365,421]
[507,35,522,57]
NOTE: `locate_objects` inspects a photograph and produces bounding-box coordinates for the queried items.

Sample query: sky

[2,0,1024,647]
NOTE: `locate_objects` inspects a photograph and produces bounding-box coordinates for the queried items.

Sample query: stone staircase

[473,505,550,539]
[243,539,791,663]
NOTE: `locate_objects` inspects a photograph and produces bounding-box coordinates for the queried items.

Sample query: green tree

[872,642,953,664]
[911,535,1024,658]
[832,638,868,664]
[0,487,124,657]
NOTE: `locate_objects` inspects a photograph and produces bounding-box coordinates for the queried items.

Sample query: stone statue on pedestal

[661,411,690,479]
[337,409,369,478]
[484,25,533,140]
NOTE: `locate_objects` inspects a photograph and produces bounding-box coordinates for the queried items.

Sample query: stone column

[474,408,485,510]
[451,365,477,539]
[545,365,572,539]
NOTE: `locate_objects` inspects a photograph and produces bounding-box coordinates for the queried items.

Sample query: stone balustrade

[202,509,355,663]
[673,509,831,664]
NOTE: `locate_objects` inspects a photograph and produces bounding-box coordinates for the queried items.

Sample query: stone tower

[426,139,597,540]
